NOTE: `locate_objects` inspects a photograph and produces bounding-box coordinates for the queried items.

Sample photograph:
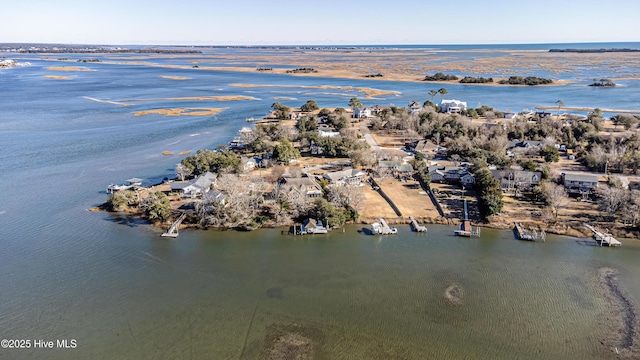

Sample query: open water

[1,44,640,359]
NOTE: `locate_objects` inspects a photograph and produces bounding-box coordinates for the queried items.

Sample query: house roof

[378,160,401,168]
[491,170,541,183]
[563,173,598,183]
[399,163,414,172]
[414,140,441,153]
[323,168,365,182]
[282,176,321,189]
[170,181,191,190]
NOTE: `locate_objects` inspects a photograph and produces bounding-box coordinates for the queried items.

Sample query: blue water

[1,44,640,359]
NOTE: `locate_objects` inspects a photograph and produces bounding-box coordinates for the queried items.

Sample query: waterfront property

[440,99,467,114]
[280,176,323,199]
[491,170,542,191]
[301,218,328,234]
[170,171,217,198]
[322,168,366,186]
[562,173,599,193]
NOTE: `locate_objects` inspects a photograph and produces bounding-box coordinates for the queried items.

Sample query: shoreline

[92,204,638,241]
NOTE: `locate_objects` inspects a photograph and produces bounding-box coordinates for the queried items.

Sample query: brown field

[133,107,226,117]
[360,178,438,219]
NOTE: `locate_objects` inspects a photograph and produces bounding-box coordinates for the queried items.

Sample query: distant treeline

[286,68,318,74]
[498,76,553,85]
[549,48,640,53]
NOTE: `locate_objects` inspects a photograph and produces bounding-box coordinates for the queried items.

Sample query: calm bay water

[1,44,640,359]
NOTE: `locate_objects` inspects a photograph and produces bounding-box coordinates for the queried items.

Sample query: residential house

[408,101,422,114]
[377,160,401,177]
[301,218,328,234]
[562,173,598,193]
[506,140,544,157]
[440,99,467,114]
[171,171,217,198]
[280,176,323,198]
[322,168,366,186]
[414,140,446,158]
[240,157,257,172]
[428,165,474,185]
[491,170,541,191]
[354,107,372,118]
[398,163,414,176]
[370,105,388,115]
[310,141,324,155]
[319,130,341,138]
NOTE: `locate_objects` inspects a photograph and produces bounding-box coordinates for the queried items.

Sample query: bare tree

[289,165,303,178]
[597,185,628,217]
[327,184,366,211]
[541,181,568,218]
[175,163,192,181]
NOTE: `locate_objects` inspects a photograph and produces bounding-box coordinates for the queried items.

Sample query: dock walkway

[584,223,621,247]
[514,222,545,242]
[410,216,427,232]
[161,212,186,238]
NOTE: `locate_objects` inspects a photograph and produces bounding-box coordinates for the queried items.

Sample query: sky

[2,0,639,45]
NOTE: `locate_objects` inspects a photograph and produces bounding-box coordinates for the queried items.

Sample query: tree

[175,163,192,181]
[555,100,564,117]
[300,100,319,112]
[348,97,362,118]
[107,190,136,212]
[427,89,438,104]
[473,167,503,218]
[540,181,567,219]
[437,87,448,101]
[597,185,628,218]
[271,102,290,119]
[272,138,300,164]
[540,145,560,162]
[144,191,171,222]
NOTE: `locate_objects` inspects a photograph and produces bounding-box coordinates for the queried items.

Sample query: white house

[354,107,372,118]
[319,130,340,138]
[171,171,217,198]
[408,101,422,114]
[322,168,366,186]
[440,99,467,114]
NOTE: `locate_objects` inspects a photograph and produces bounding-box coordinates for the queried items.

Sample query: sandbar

[47,66,93,72]
[43,75,73,80]
[160,75,190,80]
[230,83,399,100]
[133,107,226,117]
[121,95,258,102]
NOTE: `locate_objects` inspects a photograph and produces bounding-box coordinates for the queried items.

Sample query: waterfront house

[408,101,422,114]
[370,105,388,115]
[428,165,474,185]
[562,173,598,193]
[322,168,366,186]
[301,218,328,234]
[240,157,257,172]
[354,107,372,118]
[171,171,217,198]
[280,176,323,199]
[491,170,541,191]
[440,99,467,114]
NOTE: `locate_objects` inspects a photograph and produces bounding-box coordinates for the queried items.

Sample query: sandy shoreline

[230,83,400,100]
[121,95,258,102]
[132,107,226,117]
[43,75,73,80]
[46,66,93,72]
[160,75,190,80]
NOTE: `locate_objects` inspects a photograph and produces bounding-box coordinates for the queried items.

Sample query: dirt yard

[360,177,439,219]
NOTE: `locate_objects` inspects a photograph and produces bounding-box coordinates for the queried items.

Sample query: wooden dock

[514,222,545,242]
[372,218,398,235]
[584,223,621,247]
[161,212,186,238]
[409,216,427,232]
[454,200,480,237]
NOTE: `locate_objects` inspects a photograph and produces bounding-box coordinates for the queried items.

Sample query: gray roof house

[562,173,598,192]
[323,168,366,186]
[281,176,323,198]
[491,170,542,190]
[171,171,217,198]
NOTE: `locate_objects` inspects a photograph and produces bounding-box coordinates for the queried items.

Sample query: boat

[246,117,255,122]
[371,218,398,235]
[106,177,143,193]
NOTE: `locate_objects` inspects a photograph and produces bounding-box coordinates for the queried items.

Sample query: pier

[409,216,427,232]
[584,223,621,247]
[161,212,186,238]
[454,200,480,237]
[514,222,545,242]
[372,217,398,235]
